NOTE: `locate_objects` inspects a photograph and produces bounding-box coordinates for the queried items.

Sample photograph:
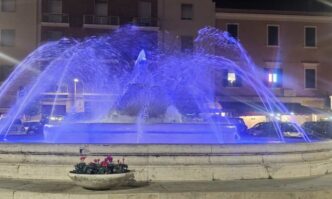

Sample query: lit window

[223,70,241,87]
[265,68,282,87]
[227,72,236,83]
[268,72,278,83]
[1,0,15,12]
[181,4,193,20]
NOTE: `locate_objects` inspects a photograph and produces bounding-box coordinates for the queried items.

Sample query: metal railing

[42,13,69,23]
[83,15,120,26]
[83,15,159,27]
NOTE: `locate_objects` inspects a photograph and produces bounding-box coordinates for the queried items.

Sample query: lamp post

[73,78,79,112]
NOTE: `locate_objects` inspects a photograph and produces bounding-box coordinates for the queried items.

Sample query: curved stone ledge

[0,141,331,181]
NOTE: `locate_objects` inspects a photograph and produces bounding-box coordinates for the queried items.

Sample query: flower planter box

[68,172,134,190]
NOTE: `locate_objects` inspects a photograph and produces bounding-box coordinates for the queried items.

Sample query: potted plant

[68,155,134,190]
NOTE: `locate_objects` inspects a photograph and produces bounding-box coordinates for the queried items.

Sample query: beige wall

[0,0,38,107]
[158,0,215,51]
[215,12,332,107]
[0,0,38,66]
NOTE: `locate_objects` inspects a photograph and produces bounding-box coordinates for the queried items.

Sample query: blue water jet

[0,26,312,144]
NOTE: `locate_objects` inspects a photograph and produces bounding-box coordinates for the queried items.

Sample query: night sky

[214,0,332,12]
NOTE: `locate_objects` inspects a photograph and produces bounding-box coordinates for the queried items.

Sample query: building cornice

[216,12,332,23]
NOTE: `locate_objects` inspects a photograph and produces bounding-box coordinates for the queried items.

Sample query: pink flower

[80,156,86,162]
[106,155,113,162]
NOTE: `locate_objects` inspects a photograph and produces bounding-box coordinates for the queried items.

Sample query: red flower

[94,159,100,163]
[100,161,108,167]
[80,156,86,161]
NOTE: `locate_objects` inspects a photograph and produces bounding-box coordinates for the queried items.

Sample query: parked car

[208,116,248,137]
[0,119,27,135]
[302,121,332,138]
[248,122,303,138]
[0,118,45,135]
[22,121,44,135]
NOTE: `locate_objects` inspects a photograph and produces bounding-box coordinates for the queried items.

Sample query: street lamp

[74,78,79,96]
[73,78,79,112]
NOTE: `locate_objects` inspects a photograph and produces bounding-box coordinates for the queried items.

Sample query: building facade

[0,0,38,110]
[215,8,332,110]
[1,0,332,118]
[0,0,38,80]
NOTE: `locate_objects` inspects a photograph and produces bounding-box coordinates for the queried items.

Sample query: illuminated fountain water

[0,26,312,144]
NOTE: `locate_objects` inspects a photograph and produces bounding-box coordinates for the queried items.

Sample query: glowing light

[268,73,278,83]
[73,78,79,83]
[290,112,295,115]
[221,112,226,117]
[227,72,236,83]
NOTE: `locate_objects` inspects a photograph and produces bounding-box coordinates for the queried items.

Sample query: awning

[220,102,327,116]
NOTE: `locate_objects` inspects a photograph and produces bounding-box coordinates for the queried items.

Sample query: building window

[45,0,63,23]
[181,35,193,53]
[264,68,282,87]
[138,1,152,26]
[267,25,279,46]
[47,0,62,13]
[181,4,193,20]
[305,27,316,47]
[0,29,15,47]
[305,69,316,88]
[226,24,239,40]
[223,70,242,87]
[95,0,108,16]
[45,30,63,41]
[1,0,15,12]
[0,65,12,82]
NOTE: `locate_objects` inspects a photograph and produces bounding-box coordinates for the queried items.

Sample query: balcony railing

[83,15,159,27]
[42,13,69,23]
[83,15,120,26]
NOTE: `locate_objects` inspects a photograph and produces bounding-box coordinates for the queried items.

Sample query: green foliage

[70,158,129,175]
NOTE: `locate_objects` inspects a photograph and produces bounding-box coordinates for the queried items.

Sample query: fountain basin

[43,123,239,144]
[0,141,331,181]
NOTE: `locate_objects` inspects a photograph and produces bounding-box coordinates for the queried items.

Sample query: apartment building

[0,0,38,109]
[40,0,215,51]
[40,0,160,42]
[0,0,38,80]
[1,0,332,115]
[215,4,332,110]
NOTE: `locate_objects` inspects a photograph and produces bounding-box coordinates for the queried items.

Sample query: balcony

[83,15,159,31]
[83,15,120,29]
[41,13,69,27]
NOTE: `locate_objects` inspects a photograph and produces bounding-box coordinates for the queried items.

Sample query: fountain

[0,26,312,143]
[0,26,331,181]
